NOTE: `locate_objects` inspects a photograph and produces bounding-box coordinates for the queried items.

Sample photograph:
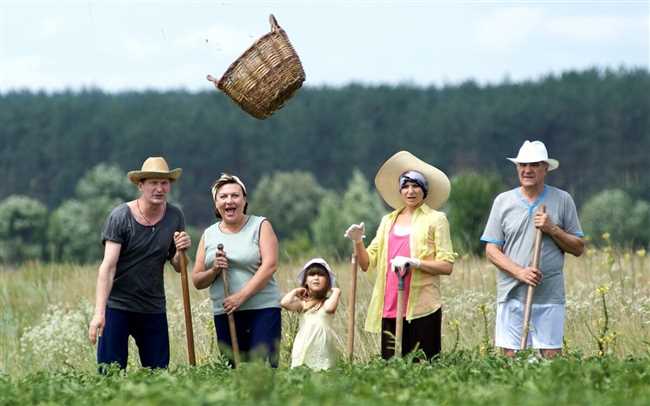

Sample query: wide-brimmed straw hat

[296,258,337,288]
[507,140,559,171]
[127,157,182,184]
[374,151,450,210]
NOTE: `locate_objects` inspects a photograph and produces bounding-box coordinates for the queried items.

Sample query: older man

[88,157,191,370]
[481,140,584,358]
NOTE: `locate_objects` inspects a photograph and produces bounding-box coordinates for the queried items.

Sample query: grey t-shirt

[102,202,185,313]
[481,185,583,304]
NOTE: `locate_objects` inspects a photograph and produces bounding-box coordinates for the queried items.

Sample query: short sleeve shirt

[481,185,583,304]
[102,203,185,313]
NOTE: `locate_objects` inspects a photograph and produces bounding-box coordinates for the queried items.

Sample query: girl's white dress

[290,305,338,370]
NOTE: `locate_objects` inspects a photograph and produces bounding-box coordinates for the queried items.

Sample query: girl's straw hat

[374,151,450,210]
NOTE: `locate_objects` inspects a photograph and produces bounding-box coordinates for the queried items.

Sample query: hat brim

[506,158,559,171]
[374,151,450,210]
[297,258,337,288]
[127,168,182,184]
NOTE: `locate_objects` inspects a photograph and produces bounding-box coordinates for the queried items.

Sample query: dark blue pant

[97,307,170,371]
[214,307,281,368]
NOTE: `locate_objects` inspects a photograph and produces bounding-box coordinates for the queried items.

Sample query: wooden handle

[269,14,280,32]
[520,204,546,350]
[179,251,196,365]
[218,243,241,367]
[395,287,404,358]
[346,243,358,362]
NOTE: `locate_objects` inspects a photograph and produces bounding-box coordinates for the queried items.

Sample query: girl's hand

[294,287,308,300]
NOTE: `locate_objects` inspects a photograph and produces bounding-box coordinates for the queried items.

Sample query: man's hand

[516,266,543,286]
[390,255,421,269]
[344,223,366,242]
[534,211,557,234]
[88,314,105,345]
[174,231,191,251]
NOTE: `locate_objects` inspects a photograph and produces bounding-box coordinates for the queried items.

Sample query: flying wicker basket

[207,14,306,119]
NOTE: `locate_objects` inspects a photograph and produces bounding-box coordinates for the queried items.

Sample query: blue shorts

[97,307,169,371]
[214,307,281,368]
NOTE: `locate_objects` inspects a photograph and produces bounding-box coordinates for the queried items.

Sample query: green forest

[1,67,649,263]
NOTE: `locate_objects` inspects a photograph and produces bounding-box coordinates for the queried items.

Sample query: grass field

[1,243,649,404]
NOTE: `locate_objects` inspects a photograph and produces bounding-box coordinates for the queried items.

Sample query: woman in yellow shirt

[345,151,455,360]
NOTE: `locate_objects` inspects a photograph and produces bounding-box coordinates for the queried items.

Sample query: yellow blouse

[364,204,456,333]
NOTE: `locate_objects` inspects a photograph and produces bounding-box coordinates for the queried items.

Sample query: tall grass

[1,245,648,376]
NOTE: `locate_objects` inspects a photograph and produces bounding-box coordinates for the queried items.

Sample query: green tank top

[203,215,281,315]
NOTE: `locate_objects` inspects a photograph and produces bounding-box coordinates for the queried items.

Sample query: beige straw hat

[374,151,450,210]
[127,157,182,184]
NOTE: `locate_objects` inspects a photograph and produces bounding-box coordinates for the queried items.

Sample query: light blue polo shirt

[481,185,584,304]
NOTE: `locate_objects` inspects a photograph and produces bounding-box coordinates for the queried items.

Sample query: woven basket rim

[217,28,292,89]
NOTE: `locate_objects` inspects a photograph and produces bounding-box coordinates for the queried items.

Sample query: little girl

[281,258,341,370]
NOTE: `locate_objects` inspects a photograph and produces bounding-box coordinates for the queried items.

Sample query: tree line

[0,67,648,263]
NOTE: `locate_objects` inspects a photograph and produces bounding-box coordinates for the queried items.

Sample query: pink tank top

[382,227,412,318]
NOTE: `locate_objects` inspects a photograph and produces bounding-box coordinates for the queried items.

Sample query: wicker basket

[208,14,306,119]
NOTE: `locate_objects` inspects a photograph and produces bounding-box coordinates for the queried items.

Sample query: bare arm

[88,241,121,344]
[323,287,341,314]
[485,243,542,286]
[417,258,453,276]
[223,220,279,314]
[280,287,306,312]
[534,212,585,257]
[191,236,222,289]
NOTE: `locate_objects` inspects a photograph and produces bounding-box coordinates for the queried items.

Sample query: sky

[0,0,648,92]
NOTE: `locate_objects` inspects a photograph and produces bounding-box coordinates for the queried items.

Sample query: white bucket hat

[375,151,450,210]
[507,140,559,171]
[296,258,336,288]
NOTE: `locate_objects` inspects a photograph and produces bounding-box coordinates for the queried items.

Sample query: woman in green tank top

[192,173,282,367]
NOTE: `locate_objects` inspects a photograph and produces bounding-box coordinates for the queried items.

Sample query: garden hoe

[520,205,546,350]
[217,244,241,367]
[394,262,411,357]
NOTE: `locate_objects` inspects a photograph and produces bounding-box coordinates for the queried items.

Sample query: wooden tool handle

[217,243,241,367]
[179,251,196,365]
[520,204,546,350]
[346,242,358,362]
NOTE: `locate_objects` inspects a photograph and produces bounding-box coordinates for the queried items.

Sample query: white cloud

[474,7,545,53]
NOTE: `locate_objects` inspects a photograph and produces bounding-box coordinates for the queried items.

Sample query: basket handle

[269,14,280,32]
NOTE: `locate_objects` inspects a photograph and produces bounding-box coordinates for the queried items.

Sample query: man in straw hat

[481,140,584,358]
[88,156,191,371]
[344,151,456,360]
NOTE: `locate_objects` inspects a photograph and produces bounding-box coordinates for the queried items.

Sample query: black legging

[381,308,442,360]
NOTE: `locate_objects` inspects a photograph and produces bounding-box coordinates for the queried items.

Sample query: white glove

[390,256,421,270]
[344,222,366,242]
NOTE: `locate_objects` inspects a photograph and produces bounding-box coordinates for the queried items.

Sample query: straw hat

[127,157,182,184]
[374,151,450,210]
[507,140,559,171]
[296,258,337,288]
